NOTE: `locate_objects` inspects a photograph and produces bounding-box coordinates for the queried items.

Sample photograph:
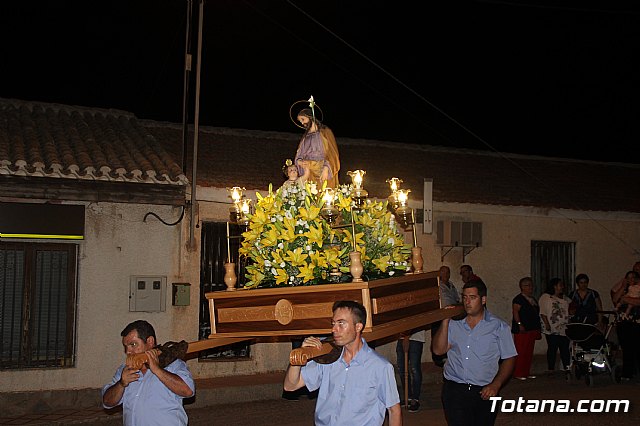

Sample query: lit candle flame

[241,199,251,215]
[397,189,410,206]
[228,186,244,203]
[386,177,402,193]
[322,188,335,207]
[348,170,366,190]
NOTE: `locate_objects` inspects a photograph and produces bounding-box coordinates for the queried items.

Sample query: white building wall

[415,202,640,360]
[1,202,191,391]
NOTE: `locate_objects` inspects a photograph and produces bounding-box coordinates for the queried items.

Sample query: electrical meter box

[172,283,191,306]
[129,276,167,312]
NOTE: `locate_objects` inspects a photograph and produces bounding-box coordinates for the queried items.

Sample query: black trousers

[617,321,640,378]
[545,334,570,370]
[442,379,498,426]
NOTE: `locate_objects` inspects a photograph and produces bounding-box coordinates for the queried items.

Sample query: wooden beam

[364,306,464,342]
[186,337,251,354]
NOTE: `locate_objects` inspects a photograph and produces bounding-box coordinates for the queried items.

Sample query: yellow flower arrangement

[239,182,411,288]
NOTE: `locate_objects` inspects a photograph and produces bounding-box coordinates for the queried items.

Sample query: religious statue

[290,97,340,188]
[280,158,309,192]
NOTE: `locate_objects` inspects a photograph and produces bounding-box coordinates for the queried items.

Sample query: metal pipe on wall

[188,0,204,250]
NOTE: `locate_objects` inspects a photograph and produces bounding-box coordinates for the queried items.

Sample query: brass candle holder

[225,187,253,290]
[227,186,253,229]
[348,170,368,211]
[321,175,369,283]
[227,186,245,224]
[387,182,423,274]
[320,188,340,224]
[386,177,403,212]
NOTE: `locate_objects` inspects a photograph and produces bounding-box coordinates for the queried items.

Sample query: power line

[283,0,639,255]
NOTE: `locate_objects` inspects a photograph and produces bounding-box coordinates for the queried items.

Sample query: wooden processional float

[125,271,463,367]
[204,270,464,352]
[126,271,464,410]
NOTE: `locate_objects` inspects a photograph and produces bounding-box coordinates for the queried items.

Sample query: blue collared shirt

[102,359,195,426]
[440,280,461,306]
[301,338,399,426]
[444,309,517,386]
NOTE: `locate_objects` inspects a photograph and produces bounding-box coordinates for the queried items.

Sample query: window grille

[198,222,250,359]
[531,240,576,300]
[0,242,77,370]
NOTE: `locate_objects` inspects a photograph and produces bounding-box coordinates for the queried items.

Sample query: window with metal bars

[198,222,250,359]
[531,240,576,300]
[0,242,77,370]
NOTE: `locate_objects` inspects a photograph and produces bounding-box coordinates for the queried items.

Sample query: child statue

[280,158,309,192]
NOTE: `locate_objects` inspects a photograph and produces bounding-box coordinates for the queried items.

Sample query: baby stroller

[566,311,621,386]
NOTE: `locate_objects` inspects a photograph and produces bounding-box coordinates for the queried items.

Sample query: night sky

[1,0,639,164]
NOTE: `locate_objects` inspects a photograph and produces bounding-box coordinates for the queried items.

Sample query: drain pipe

[181,0,192,173]
[188,0,204,251]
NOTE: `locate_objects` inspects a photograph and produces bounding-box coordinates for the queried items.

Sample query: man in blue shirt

[284,300,401,426]
[431,265,462,367]
[432,279,517,426]
[102,320,195,426]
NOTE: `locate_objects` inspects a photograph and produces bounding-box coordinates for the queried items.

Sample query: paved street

[3,369,639,425]
[186,371,640,426]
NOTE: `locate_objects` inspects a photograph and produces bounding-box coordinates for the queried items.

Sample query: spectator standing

[613,269,640,318]
[395,266,461,413]
[432,279,517,426]
[611,262,640,304]
[431,266,461,367]
[511,277,541,380]
[539,278,571,377]
[395,330,424,412]
[568,273,603,325]
[459,264,480,285]
[611,269,640,381]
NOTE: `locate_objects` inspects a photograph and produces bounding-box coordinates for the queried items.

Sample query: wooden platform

[204,271,463,346]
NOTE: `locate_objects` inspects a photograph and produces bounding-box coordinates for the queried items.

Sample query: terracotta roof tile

[0,98,187,185]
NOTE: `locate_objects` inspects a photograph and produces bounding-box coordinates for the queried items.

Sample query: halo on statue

[289,99,324,129]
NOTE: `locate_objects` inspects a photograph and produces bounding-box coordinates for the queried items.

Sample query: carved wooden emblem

[274,298,294,325]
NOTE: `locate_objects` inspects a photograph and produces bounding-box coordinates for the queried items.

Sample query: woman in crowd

[511,276,541,380]
[568,273,602,325]
[611,269,640,381]
[539,278,571,377]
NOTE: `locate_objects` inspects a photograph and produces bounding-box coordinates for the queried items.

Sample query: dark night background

[1,0,639,164]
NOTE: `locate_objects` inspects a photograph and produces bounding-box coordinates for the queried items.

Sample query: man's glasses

[331,320,351,329]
